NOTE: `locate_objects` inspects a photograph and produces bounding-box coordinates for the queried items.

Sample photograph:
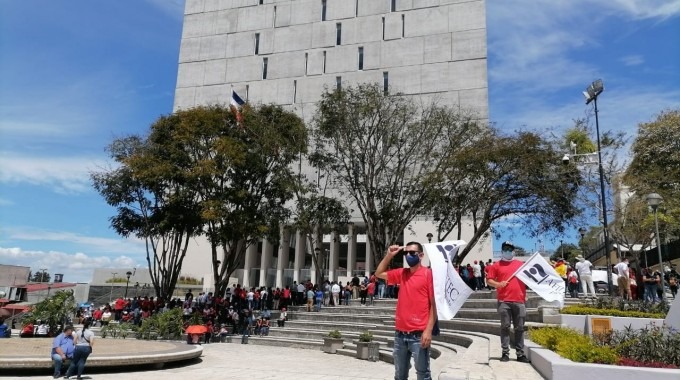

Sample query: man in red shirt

[376,242,436,380]
[486,241,530,363]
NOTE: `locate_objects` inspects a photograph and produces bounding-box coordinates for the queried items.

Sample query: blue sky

[1,0,678,282]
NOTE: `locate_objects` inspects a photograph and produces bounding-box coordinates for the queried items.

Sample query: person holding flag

[376,242,436,380]
[486,241,531,363]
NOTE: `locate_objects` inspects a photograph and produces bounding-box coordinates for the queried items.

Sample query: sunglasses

[403,251,421,256]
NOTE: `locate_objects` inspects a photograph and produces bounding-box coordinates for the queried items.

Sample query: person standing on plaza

[51,325,75,379]
[614,257,631,299]
[375,242,436,380]
[331,281,341,306]
[472,261,482,290]
[574,255,597,298]
[64,320,94,380]
[486,241,531,363]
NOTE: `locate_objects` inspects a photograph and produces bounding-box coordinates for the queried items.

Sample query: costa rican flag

[230,90,246,127]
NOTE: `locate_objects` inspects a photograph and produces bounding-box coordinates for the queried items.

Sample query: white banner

[513,251,565,308]
[424,240,473,320]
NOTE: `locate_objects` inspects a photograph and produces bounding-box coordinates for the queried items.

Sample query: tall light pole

[124,271,132,299]
[426,233,433,243]
[560,239,564,259]
[583,79,613,296]
[109,272,118,303]
[646,193,667,301]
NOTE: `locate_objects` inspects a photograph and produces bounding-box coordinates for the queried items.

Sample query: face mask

[501,250,514,261]
[405,254,421,267]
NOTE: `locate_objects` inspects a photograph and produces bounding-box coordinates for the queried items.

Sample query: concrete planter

[527,342,680,380]
[354,341,380,361]
[559,314,664,334]
[323,337,344,354]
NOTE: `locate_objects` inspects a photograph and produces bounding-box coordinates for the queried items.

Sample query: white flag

[424,241,473,320]
[513,252,565,308]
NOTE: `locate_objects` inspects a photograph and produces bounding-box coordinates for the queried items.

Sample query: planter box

[559,314,664,335]
[354,341,380,361]
[527,342,680,380]
[323,337,344,354]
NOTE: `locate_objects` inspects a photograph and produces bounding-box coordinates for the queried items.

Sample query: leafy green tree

[625,109,680,236]
[430,129,582,262]
[92,134,204,302]
[184,104,306,296]
[23,290,75,335]
[30,271,50,283]
[550,243,580,262]
[312,83,483,264]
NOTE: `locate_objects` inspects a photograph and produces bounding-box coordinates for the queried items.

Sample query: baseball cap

[501,241,515,250]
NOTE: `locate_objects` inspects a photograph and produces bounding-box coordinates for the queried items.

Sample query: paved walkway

[7,339,546,380]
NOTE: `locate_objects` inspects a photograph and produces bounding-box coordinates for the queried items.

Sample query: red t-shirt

[367,282,375,295]
[387,266,434,332]
[486,259,526,303]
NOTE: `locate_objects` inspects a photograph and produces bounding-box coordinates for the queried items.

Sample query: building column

[329,230,340,282]
[276,226,290,289]
[243,243,258,288]
[259,238,274,287]
[310,225,320,283]
[347,224,356,277]
[365,239,373,278]
[293,229,305,283]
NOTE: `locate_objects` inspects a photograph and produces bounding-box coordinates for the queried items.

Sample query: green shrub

[529,326,583,351]
[608,325,680,367]
[556,338,618,364]
[358,330,373,342]
[135,308,184,340]
[327,329,342,339]
[561,306,664,319]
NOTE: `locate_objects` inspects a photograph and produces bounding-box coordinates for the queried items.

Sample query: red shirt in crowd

[486,259,526,303]
[387,266,434,332]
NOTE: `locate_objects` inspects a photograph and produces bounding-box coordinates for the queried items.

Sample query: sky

[1,0,679,283]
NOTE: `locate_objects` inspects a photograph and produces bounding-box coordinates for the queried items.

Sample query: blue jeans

[393,331,431,380]
[52,353,71,377]
[378,284,385,299]
[65,345,91,378]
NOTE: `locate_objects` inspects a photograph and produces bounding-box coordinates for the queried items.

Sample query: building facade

[174,0,491,289]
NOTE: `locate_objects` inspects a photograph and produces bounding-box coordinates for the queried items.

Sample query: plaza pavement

[7,338,546,380]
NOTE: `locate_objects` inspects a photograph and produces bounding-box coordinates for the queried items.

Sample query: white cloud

[146,0,185,19]
[0,198,13,206]
[3,227,145,255]
[0,152,109,194]
[620,55,645,66]
[0,246,138,283]
[488,0,679,93]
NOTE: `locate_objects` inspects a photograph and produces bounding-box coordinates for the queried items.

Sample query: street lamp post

[124,271,132,299]
[426,233,433,243]
[109,272,117,303]
[646,193,667,302]
[583,79,613,296]
[560,239,564,259]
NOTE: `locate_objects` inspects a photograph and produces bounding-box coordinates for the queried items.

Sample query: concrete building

[173,0,491,289]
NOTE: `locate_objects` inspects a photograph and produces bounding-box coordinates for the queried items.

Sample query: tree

[23,290,75,335]
[550,243,580,262]
[430,129,582,262]
[607,193,655,266]
[30,271,50,283]
[186,104,307,296]
[625,109,680,236]
[312,83,484,265]
[92,134,204,302]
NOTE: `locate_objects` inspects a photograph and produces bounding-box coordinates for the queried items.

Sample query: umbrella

[185,325,208,334]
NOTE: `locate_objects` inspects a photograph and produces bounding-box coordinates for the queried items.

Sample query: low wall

[527,342,680,380]
[559,314,665,334]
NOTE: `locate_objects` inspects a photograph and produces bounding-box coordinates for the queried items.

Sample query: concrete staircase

[231,290,561,369]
